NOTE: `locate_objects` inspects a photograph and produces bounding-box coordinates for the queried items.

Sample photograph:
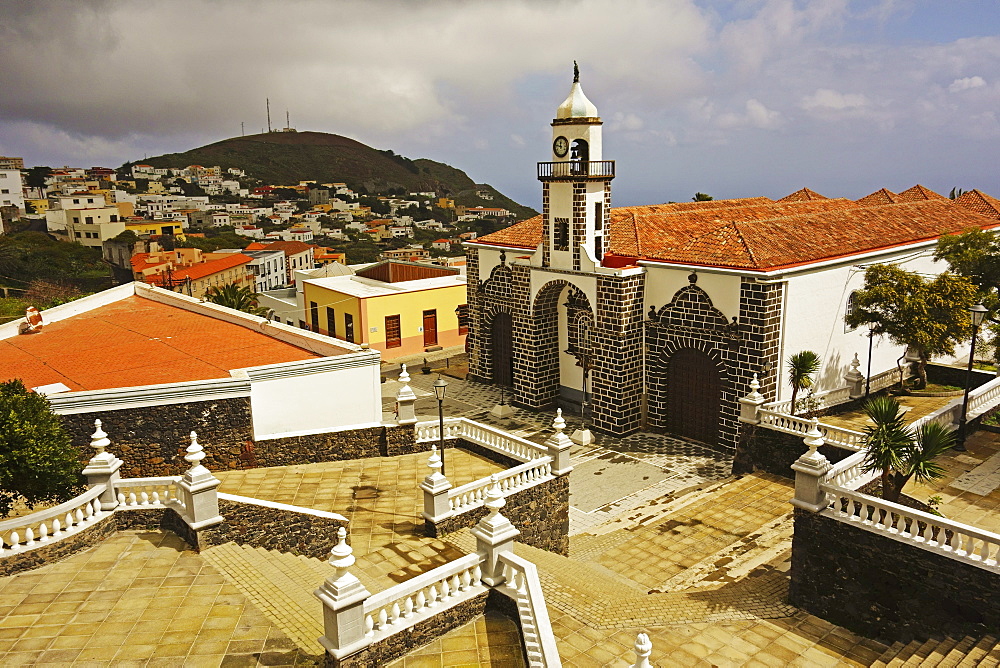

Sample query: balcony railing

[537,160,615,180]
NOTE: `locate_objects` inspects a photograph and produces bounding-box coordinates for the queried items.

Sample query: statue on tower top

[573,60,579,83]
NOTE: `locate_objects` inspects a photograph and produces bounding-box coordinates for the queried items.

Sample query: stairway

[870,635,1000,667]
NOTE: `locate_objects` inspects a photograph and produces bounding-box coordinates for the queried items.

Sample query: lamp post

[865,327,875,397]
[433,375,448,474]
[956,302,988,452]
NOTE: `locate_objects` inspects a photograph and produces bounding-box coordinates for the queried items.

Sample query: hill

[128,131,536,219]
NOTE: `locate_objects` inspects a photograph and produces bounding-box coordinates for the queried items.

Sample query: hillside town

[3,61,1000,668]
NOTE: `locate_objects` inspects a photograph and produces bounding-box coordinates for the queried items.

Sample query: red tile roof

[778,188,828,202]
[245,240,313,255]
[896,184,948,202]
[146,253,251,284]
[855,188,898,206]
[475,193,1000,272]
[0,296,323,392]
[954,189,1000,220]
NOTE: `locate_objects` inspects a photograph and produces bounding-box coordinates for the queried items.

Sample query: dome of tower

[556,81,599,119]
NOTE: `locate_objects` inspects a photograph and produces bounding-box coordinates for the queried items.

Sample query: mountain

[128,131,537,219]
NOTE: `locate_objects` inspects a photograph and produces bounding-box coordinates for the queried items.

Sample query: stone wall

[62,401,415,477]
[427,475,569,556]
[733,424,853,478]
[199,497,347,559]
[790,508,1000,642]
[926,363,994,390]
[61,397,254,478]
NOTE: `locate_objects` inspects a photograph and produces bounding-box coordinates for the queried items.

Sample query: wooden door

[665,348,721,445]
[423,310,438,346]
[491,312,513,388]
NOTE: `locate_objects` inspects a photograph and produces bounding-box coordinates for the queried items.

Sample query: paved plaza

[4,354,1000,665]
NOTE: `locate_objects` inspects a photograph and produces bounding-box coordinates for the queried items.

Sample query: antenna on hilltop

[286,110,290,129]
[241,121,244,136]
[266,98,272,133]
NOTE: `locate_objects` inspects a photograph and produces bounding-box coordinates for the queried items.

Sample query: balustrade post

[315,527,373,659]
[394,364,418,425]
[471,475,520,587]
[82,420,123,511]
[791,419,832,512]
[631,632,653,668]
[738,374,767,423]
[545,409,574,476]
[845,353,864,400]
[175,431,223,529]
[420,445,453,525]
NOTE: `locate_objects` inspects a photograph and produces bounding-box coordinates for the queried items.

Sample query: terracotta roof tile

[954,189,1000,220]
[855,188,899,206]
[0,295,325,391]
[147,253,251,284]
[476,191,1000,272]
[248,240,314,255]
[896,184,948,202]
[778,188,829,202]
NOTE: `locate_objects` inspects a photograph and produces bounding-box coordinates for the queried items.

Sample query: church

[463,69,1000,453]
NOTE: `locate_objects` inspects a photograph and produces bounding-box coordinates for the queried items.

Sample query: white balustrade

[497,552,561,667]
[869,368,905,393]
[415,417,549,463]
[820,486,1000,571]
[968,376,1000,419]
[114,477,183,509]
[823,450,878,490]
[758,409,865,451]
[763,386,853,416]
[362,553,485,641]
[448,458,553,514]
[0,485,108,555]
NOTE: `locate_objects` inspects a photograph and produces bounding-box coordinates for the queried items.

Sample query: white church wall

[643,266,742,320]
[780,248,959,400]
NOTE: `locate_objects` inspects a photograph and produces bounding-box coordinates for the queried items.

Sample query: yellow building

[26,199,49,214]
[301,261,467,359]
[125,221,187,240]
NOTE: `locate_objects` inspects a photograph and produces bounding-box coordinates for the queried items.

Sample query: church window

[594,202,602,231]
[554,217,569,251]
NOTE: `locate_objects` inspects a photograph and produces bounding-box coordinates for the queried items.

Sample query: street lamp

[956,302,988,452]
[865,327,875,397]
[433,375,448,474]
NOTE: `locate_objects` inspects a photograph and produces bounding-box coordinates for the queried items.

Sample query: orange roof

[130,253,170,272]
[476,194,1000,272]
[856,188,898,206]
[0,296,323,392]
[896,184,947,202]
[778,188,828,202]
[147,254,251,284]
[246,240,314,256]
[955,190,1000,220]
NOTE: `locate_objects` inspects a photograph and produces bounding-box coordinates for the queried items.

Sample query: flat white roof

[306,274,465,298]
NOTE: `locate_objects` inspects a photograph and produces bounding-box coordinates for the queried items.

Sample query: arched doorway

[665,348,721,445]
[490,311,514,390]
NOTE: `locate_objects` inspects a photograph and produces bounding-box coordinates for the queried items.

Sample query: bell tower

[538,62,614,271]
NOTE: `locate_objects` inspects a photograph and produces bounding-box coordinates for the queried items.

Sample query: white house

[0,169,24,213]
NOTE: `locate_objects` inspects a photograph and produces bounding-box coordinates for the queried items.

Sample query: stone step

[939,637,981,668]
[917,636,965,667]
[352,534,469,590]
[902,638,948,667]
[956,636,999,668]
[873,641,909,668]
[981,639,1000,668]
[887,640,928,668]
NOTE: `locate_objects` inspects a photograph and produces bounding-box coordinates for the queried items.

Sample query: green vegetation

[935,228,1000,365]
[0,379,84,518]
[178,231,251,252]
[693,192,714,201]
[845,264,977,389]
[786,350,821,415]
[204,283,267,316]
[861,396,954,503]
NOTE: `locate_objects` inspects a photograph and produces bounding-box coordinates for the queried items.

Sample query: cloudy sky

[1,0,999,208]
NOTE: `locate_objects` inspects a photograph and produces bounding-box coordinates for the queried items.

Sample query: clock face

[553,136,569,158]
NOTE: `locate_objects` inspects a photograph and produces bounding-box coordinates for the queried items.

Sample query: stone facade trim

[218,492,348,522]
[240,352,380,381]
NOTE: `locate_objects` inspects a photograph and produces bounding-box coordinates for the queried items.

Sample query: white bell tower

[538,62,614,271]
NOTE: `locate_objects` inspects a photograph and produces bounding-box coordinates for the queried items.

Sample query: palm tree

[861,396,954,502]
[204,283,267,317]
[787,350,821,414]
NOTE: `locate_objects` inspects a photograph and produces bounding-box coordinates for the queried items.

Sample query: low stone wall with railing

[788,421,1000,642]
[417,413,573,556]
[315,479,561,667]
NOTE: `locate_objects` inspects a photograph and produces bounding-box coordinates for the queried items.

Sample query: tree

[861,396,953,502]
[24,166,52,190]
[692,192,714,201]
[949,187,966,200]
[0,379,84,517]
[787,351,821,414]
[204,283,267,316]
[845,264,977,389]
